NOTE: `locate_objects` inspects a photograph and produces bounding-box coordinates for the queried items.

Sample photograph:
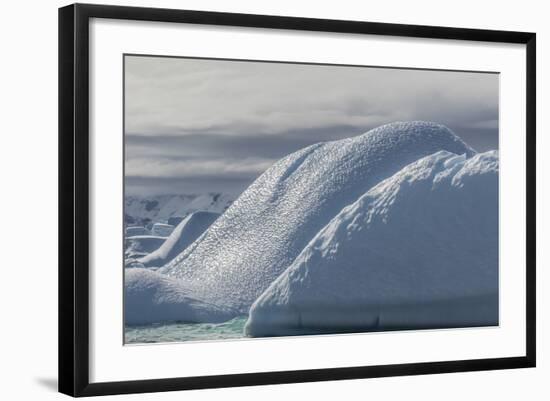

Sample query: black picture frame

[59,3,536,397]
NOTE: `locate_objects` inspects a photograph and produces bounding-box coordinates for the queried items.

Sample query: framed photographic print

[58,3,536,397]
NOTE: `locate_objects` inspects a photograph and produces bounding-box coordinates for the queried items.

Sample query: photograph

[54,2,538,396]
[123,55,500,344]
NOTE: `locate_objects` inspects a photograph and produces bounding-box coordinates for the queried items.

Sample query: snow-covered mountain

[124,193,233,225]
[245,151,498,337]
[158,122,475,314]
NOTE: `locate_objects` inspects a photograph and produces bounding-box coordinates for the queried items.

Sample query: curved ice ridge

[157,122,475,314]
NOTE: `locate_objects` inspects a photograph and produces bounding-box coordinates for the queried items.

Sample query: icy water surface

[125,317,247,344]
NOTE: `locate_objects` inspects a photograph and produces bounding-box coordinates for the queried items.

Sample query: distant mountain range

[124,193,234,226]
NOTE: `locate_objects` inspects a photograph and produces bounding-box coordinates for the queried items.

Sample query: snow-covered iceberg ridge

[245,150,499,337]
[138,211,220,268]
[158,121,476,315]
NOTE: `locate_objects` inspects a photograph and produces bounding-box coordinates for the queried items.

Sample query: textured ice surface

[245,151,498,337]
[139,211,220,268]
[159,122,475,314]
[125,268,236,325]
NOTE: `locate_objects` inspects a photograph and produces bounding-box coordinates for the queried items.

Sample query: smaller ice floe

[245,150,499,337]
[152,223,175,237]
[125,268,236,325]
[125,226,150,236]
[139,211,220,268]
[125,235,166,259]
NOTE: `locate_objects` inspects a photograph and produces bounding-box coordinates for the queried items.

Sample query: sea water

[125,316,248,344]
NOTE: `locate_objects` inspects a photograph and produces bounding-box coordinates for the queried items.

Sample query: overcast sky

[125,55,499,196]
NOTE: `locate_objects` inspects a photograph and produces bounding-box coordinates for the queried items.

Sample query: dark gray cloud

[125,56,498,196]
[125,175,255,196]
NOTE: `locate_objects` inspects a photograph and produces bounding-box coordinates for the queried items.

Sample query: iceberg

[124,235,166,259]
[152,223,175,237]
[138,211,220,268]
[125,268,235,325]
[245,151,498,337]
[159,122,475,314]
[125,226,149,236]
